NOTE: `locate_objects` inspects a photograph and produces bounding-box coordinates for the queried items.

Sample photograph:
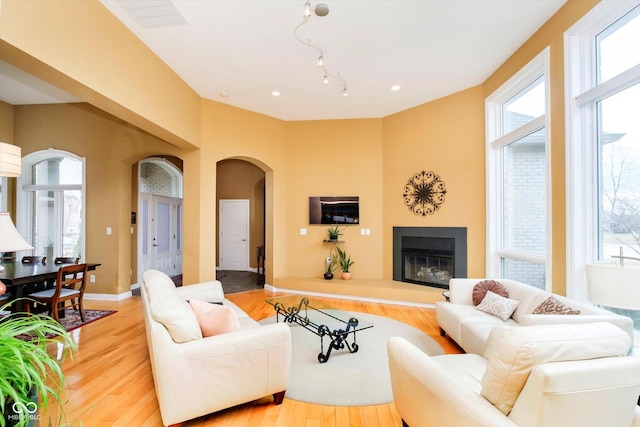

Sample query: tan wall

[199,100,287,284]
[12,103,182,294]
[382,86,487,279]
[0,101,17,215]
[0,0,201,150]
[284,119,384,278]
[0,101,15,143]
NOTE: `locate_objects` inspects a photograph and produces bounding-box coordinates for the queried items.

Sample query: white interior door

[219,199,249,271]
[139,193,183,278]
[153,198,173,275]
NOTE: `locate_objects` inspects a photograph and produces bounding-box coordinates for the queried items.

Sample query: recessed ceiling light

[219,92,229,98]
[272,91,281,97]
[391,85,401,91]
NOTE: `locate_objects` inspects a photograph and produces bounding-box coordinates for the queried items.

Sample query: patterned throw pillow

[476,290,520,321]
[532,295,581,315]
[472,280,509,305]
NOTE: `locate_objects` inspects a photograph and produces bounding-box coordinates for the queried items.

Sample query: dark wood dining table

[0,260,101,311]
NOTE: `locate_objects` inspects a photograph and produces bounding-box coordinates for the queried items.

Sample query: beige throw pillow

[476,290,520,321]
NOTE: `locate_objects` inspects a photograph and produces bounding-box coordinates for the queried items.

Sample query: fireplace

[393,227,467,289]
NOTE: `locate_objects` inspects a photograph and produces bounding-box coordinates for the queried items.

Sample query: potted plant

[0,292,76,427]
[335,246,355,280]
[323,251,338,280]
[326,225,343,241]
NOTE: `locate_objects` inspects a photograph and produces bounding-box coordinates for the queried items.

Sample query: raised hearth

[393,227,467,289]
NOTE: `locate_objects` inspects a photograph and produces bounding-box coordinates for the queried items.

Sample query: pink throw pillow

[189,298,241,337]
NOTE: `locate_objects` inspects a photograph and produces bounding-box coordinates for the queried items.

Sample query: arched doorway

[137,157,183,279]
[216,159,266,274]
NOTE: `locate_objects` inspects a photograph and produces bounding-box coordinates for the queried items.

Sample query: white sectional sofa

[141,269,291,426]
[388,322,640,427]
[436,278,634,355]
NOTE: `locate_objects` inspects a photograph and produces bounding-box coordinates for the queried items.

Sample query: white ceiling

[1,0,566,121]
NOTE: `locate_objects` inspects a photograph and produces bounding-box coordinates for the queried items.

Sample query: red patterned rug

[59,309,116,332]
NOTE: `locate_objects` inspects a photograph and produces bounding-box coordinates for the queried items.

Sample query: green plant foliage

[0,301,76,427]
[335,246,355,273]
[326,225,343,240]
[324,250,338,274]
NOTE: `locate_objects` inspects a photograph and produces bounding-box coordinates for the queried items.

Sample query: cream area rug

[259,312,444,406]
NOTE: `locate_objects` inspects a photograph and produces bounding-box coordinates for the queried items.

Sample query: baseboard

[84,291,132,301]
[216,267,258,273]
[264,284,435,308]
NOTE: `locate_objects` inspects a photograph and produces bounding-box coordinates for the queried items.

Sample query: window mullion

[575,63,640,106]
[490,116,545,148]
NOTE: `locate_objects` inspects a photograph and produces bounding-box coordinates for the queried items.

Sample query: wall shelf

[323,240,344,243]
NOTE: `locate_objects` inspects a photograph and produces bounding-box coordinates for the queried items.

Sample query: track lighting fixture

[294,1,348,96]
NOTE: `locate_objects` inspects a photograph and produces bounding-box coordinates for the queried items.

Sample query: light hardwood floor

[43,289,462,426]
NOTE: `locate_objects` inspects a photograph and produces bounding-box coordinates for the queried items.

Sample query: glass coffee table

[265,294,374,363]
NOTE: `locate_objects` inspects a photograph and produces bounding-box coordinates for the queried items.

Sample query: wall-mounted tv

[309,196,359,224]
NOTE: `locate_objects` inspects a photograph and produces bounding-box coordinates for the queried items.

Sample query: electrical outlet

[90,275,96,283]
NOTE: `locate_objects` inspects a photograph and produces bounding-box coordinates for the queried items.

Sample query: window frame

[16,149,86,261]
[565,0,640,300]
[485,48,552,289]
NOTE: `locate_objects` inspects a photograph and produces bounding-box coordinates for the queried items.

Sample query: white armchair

[388,322,640,427]
[141,270,291,426]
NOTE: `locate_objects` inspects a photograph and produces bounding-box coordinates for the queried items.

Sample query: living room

[1,0,640,425]
[1,0,591,296]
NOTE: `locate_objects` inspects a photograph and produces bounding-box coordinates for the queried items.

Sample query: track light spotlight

[294,1,348,98]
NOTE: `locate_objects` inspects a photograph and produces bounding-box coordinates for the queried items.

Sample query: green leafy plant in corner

[327,225,343,241]
[0,300,77,427]
[335,246,355,273]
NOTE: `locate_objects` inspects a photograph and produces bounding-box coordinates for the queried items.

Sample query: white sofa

[141,270,291,426]
[388,322,640,427]
[436,278,634,355]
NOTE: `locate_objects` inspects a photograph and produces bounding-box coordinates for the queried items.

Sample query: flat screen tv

[309,196,359,224]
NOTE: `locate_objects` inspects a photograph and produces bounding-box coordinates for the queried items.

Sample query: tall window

[486,50,551,289]
[566,1,640,301]
[17,150,85,261]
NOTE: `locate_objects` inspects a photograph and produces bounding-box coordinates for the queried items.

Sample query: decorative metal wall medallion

[402,171,447,216]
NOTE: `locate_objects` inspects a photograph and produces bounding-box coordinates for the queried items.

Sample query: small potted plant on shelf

[327,225,343,242]
[335,246,355,280]
[323,249,338,280]
[0,290,76,427]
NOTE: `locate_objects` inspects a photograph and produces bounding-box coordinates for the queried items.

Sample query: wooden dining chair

[26,263,88,322]
[21,256,46,264]
[54,257,79,265]
[21,256,50,294]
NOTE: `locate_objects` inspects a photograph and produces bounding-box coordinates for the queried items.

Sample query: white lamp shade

[0,142,21,177]
[0,212,33,252]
